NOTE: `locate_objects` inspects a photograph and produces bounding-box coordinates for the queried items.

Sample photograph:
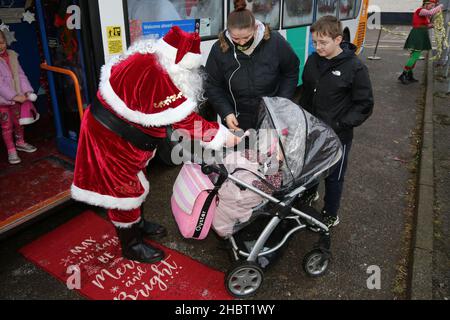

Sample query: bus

[370,0,422,25]
[98,0,370,77]
[0,0,369,236]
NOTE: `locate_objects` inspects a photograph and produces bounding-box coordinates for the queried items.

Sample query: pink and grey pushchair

[171,97,343,298]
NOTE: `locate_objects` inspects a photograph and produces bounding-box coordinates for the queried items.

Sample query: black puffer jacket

[205,25,300,131]
[299,42,374,141]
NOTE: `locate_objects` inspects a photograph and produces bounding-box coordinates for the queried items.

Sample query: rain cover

[256,97,343,190]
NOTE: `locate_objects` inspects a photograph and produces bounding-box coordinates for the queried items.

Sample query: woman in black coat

[205,0,300,132]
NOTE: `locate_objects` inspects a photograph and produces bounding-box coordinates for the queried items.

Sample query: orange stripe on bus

[353,0,370,54]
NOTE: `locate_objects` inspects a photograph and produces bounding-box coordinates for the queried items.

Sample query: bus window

[316,0,338,19]
[126,0,224,43]
[282,0,315,28]
[228,0,280,29]
[339,0,357,20]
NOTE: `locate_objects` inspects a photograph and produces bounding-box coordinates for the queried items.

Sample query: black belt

[90,97,163,151]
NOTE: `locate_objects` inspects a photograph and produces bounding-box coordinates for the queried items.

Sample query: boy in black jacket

[299,16,374,228]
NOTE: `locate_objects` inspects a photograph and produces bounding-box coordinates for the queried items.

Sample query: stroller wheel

[302,249,330,277]
[225,261,264,298]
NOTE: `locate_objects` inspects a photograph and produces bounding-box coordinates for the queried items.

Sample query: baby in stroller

[212,127,287,238]
[171,97,343,298]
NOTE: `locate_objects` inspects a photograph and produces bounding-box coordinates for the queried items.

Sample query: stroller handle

[200,162,229,178]
[176,134,230,178]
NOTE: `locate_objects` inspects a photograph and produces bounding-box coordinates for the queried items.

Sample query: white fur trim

[19,113,40,126]
[155,39,202,69]
[98,61,197,127]
[200,123,229,151]
[111,217,141,229]
[71,171,150,210]
[27,93,38,102]
[98,38,201,126]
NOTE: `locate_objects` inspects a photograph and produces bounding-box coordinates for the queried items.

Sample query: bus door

[35,0,92,159]
[0,0,102,237]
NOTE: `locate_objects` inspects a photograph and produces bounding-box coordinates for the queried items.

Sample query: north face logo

[332,70,342,76]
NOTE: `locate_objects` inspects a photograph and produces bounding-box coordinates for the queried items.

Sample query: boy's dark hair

[310,16,343,39]
[227,0,255,30]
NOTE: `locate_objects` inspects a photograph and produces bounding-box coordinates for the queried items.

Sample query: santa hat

[423,0,438,5]
[20,98,40,126]
[98,26,207,128]
[156,26,202,69]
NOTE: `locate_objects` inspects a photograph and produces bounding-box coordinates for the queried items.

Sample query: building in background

[371,0,448,25]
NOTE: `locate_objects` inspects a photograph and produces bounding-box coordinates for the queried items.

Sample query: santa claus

[71,26,239,264]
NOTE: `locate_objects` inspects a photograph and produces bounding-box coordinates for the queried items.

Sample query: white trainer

[16,143,37,153]
[8,152,21,165]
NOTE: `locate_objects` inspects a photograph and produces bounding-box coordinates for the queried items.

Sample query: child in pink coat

[0,30,38,164]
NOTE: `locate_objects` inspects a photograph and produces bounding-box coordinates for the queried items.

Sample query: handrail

[40,63,84,120]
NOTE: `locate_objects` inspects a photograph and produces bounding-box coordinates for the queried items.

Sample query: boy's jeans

[323,136,353,218]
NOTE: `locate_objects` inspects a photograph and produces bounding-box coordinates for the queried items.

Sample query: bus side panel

[285,27,311,86]
[98,0,127,63]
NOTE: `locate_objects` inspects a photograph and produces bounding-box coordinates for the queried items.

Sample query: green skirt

[404,27,432,51]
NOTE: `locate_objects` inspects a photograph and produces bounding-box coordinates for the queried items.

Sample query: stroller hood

[257,97,343,190]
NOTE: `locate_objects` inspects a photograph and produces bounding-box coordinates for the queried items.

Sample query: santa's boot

[137,217,167,239]
[116,223,165,264]
[138,206,167,239]
[398,71,410,85]
[406,70,419,83]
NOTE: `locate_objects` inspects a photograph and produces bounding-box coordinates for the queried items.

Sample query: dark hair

[227,0,255,30]
[310,16,343,39]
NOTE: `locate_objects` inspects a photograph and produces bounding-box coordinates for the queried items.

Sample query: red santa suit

[71,27,229,228]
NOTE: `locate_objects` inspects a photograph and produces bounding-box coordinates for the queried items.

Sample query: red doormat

[19,211,232,300]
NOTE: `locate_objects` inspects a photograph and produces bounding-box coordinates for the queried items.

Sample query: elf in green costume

[399,0,443,84]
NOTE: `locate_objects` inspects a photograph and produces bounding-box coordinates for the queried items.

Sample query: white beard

[155,50,206,104]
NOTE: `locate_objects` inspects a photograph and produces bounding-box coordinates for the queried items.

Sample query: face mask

[234,37,255,52]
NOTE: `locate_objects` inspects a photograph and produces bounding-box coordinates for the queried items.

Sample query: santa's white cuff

[71,171,149,210]
[200,123,229,151]
[111,217,142,229]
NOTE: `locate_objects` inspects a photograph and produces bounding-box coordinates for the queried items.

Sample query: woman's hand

[225,113,240,131]
[13,95,27,103]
